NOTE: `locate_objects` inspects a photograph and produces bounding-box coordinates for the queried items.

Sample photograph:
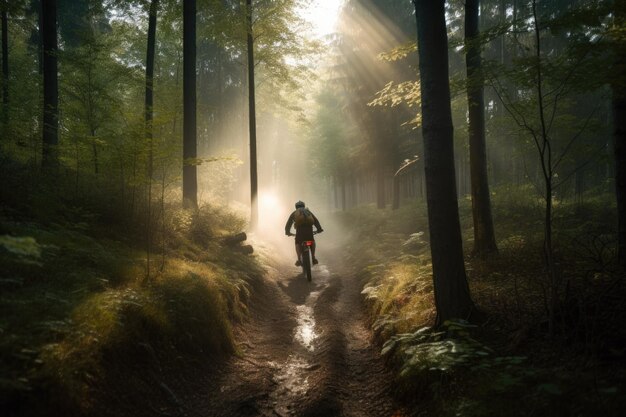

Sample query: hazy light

[334,0,412,92]
[256,189,294,258]
[298,0,344,40]
[259,192,281,216]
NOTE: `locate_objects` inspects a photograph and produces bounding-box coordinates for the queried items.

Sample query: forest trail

[187,249,403,417]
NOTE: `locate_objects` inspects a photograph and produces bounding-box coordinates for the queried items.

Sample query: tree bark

[183,0,198,209]
[465,0,498,257]
[614,0,626,266]
[392,175,400,210]
[341,178,346,211]
[247,0,258,229]
[146,0,158,148]
[42,0,58,169]
[146,0,159,278]
[528,0,557,335]
[413,0,474,326]
[2,5,8,127]
[376,165,385,209]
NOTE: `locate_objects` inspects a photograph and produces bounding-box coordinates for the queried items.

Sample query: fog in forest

[2,0,625,416]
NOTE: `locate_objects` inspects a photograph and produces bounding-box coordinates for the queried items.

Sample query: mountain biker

[285,201,323,266]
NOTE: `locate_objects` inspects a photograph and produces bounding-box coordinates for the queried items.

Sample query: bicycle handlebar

[286,230,322,237]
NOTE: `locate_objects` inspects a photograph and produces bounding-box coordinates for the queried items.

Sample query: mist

[2,0,625,416]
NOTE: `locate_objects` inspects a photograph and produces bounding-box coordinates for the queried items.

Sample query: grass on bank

[0,201,261,416]
[335,184,626,416]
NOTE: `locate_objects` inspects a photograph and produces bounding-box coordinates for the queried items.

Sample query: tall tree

[246,0,258,228]
[412,0,474,325]
[183,0,198,209]
[145,0,158,277]
[1,2,8,127]
[614,0,626,266]
[465,0,497,257]
[42,0,59,169]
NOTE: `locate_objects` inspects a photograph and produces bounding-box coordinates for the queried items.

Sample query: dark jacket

[285,208,323,243]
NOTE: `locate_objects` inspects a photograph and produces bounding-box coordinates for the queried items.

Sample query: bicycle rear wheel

[302,248,312,282]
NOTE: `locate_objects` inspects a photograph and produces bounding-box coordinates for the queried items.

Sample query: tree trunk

[216,47,223,149]
[529,0,558,335]
[91,128,99,174]
[183,0,198,209]
[42,0,58,169]
[614,0,626,266]
[376,165,385,209]
[247,0,258,229]
[145,0,159,278]
[413,0,474,326]
[392,175,400,210]
[574,167,584,209]
[341,178,346,211]
[333,176,338,209]
[2,6,8,128]
[465,0,497,257]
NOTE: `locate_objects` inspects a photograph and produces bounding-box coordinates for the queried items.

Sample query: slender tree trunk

[145,0,159,278]
[247,0,258,229]
[160,166,166,272]
[91,128,99,174]
[530,0,557,335]
[413,0,474,326]
[183,0,198,209]
[376,165,385,209]
[216,47,223,148]
[341,178,346,211]
[42,0,58,169]
[465,0,498,257]
[614,0,626,267]
[2,6,8,128]
[36,1,43,75]
[574,168,584,209]
[332,177,336,209]
[392,175,400,210]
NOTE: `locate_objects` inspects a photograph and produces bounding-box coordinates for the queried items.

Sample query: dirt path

[187,250,404,417]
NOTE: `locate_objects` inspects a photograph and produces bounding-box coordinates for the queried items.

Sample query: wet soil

[187,251,404,417]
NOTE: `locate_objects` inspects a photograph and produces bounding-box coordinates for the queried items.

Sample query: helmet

[295,200,305,209]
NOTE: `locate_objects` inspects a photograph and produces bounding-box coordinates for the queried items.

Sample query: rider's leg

[295,242,302,266]
[312,241,318,264]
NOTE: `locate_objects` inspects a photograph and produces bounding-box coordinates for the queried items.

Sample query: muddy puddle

[268,264,331,414]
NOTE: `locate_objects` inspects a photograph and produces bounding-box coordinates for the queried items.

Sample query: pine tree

[413,0,474,325]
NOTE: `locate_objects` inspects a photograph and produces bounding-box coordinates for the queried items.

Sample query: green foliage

[340,188,626,416]
[0,235,42,259]
[0,196,262,415]
[382,321,495,375]
[308,88,350,179]
[253,0,319,118]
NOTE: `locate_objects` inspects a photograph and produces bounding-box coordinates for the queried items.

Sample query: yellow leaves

[378,42,417,62]
[368,80,422,128]
[369,80,421,108]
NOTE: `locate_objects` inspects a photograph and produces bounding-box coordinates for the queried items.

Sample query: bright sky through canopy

[299,0,344,39]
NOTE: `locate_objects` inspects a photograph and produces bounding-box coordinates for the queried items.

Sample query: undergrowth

[336,185,626,416]
[0,181,261,416]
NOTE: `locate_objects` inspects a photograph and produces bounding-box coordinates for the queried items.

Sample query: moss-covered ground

[0,190,262,416]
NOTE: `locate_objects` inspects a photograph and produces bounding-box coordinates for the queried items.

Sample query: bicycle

[287,231,318,282]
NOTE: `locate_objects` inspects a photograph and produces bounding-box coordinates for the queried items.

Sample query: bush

[0,202,260,416]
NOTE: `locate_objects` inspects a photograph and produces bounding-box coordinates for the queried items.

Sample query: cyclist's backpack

[293,207,314,227]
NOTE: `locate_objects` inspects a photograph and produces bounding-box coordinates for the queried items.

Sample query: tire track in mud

[188,254,404,417]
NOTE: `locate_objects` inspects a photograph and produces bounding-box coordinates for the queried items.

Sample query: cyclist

[285,201,323,266]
